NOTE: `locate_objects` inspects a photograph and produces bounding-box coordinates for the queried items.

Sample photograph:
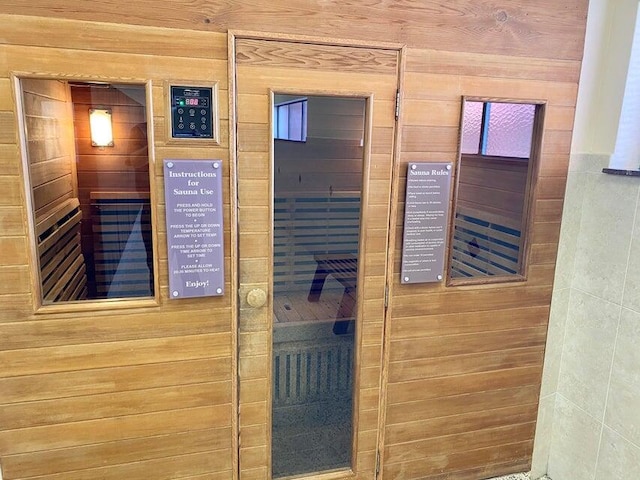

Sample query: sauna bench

[307,254,358,334]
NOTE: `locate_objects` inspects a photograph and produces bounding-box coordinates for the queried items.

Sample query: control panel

[170,86,214,139]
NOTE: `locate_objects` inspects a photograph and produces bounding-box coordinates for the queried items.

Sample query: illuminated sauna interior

[20,79,152,303]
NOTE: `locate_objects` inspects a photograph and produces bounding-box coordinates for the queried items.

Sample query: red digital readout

[186,98,199,106]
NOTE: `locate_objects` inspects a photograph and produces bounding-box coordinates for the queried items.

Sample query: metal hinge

[384,285,389,309]
[395,90,401,121]
[375,449,381,478]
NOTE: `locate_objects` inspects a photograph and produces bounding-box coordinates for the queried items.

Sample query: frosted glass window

[461,101,483,154]
[485,103,535,158]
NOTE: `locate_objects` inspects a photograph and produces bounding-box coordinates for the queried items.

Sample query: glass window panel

[19,79,154,304]
[450,99,541,283]
[485,102,535,158]
[278,105,289,139]
[302,100,308,141]
[288,101,303,141]
[272,95,366,477]
[460,101,483,154]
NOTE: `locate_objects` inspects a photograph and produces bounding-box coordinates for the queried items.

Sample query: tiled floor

[490,473,552,480]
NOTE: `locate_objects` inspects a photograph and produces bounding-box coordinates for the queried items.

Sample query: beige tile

[557,289,620,419]
[572,173,638,304]
[568,153,610,174]
[604,308,640,446]
[540,288,570,398]
[622,194,640,313]
[531,393,556,478]
[554,171,586,291]
[595,426,640,480]
[548,394,601,480]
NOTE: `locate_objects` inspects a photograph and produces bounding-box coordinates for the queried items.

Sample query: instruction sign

[164,159,225,298]
[401,162,453,284]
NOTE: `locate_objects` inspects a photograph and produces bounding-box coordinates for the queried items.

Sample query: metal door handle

[247,288,268,308]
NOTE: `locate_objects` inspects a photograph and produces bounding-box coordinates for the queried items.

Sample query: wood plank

[2,45,228,87]
[0,382,231,430]
[0,265,30,294]
[391,285,552,317]
[389,346,544,382]
[0,333,232,378]
[237,65,397,99]
[0,15,227,59]
[0,236,29,265]
[385,384,540,426]
[237,38,398,75]
[383,440,533,479]
[387,366,542,405]
[385,403,538,448]
[390,306,549,339]
[0,404,232,455]
[406,47,582,83]
[4,449,233,480]
[0,176,22,206]
[385,422,536,465]
[389,326,547,362]
[0,110,17,144]
[0,2,588,60]
[0,144,20,175]
[3,428,232,478]
[0,357,232,404]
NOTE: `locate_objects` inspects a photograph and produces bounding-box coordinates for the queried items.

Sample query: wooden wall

[21,78,77,219]
[456,155,530,230]
[382,49,577,478]
[0,2,587,479]
[0,16,235,480]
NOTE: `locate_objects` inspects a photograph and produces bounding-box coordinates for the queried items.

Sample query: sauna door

[235,37,399,480]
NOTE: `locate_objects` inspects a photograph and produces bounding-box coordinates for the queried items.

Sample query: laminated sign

[163,159,225,298]
[401,162,453,284]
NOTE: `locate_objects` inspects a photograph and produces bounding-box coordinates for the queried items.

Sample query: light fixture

[89,108,114,147]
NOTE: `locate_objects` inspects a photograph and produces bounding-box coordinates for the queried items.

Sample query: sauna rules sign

[163,159,225,299]
[401,162,453,284]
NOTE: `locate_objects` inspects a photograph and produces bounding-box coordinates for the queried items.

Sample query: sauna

[17,79,153,304]
[0,3,589,480]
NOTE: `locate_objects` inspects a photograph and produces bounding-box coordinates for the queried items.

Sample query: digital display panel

[170,85,214,139]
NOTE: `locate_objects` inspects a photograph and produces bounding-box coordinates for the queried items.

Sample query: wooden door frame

[228,31,406,480]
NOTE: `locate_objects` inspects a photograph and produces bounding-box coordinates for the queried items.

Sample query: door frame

[228,31,406,480]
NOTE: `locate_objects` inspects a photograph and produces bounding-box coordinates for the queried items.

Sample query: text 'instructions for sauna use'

[164,159,224,299]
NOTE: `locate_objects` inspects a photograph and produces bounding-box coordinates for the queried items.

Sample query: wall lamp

[89,108,114,147]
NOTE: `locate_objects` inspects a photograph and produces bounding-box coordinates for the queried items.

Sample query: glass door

[271,94,365,477]
[235,37,399,480]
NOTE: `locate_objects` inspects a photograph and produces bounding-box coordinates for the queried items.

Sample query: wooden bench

[36,198,87,302]
[307,254,358,334]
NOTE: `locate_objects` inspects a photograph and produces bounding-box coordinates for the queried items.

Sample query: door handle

[246,288,268,308]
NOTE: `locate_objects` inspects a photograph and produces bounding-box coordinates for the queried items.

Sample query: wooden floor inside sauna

[273,287,356,324]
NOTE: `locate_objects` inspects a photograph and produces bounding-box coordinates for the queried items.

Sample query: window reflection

[450,99,542,281]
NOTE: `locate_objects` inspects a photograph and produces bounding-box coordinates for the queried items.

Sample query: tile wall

[531,154,640,479]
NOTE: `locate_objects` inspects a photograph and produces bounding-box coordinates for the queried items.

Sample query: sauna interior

[19,79,153,303]
[5,1,636,480]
